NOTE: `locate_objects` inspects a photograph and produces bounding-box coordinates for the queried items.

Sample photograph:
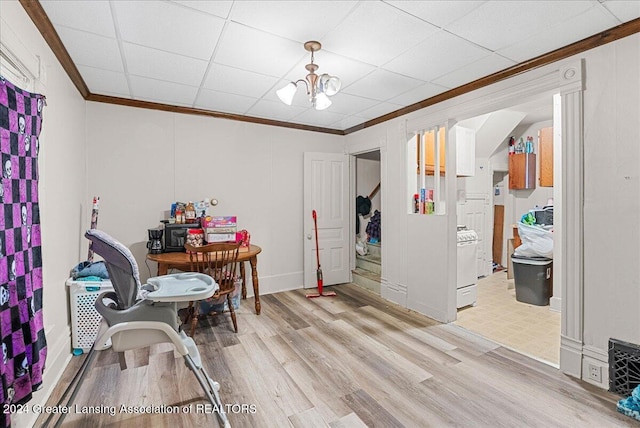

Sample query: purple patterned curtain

[0,76,47,427]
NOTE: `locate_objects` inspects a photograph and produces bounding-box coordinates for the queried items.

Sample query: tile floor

[454,270,560,365]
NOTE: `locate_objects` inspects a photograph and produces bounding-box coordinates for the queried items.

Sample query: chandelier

[276,41,341,110]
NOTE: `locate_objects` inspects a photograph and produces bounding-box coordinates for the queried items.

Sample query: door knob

[307,234,312,240]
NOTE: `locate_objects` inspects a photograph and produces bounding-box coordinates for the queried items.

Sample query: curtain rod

[0,41,37,81]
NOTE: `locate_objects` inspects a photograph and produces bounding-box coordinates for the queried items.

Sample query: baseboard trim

[380,278,407,307]
[560,334,583,378]
[550,296,561,312]
[407,299,449,323]
[245,271,303,296]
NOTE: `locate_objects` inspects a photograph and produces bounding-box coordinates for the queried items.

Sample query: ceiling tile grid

[38,0,640,131]
[112,1,226,61]
[77,65,129,98]
[55,26,124,73]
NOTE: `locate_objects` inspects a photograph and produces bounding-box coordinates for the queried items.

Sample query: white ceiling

[39,0,640,131]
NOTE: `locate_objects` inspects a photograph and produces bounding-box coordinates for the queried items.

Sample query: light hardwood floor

[37,283,633,427]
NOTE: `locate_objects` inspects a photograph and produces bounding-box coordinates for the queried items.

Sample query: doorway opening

[454,94,561,367]
[353,150,381,294]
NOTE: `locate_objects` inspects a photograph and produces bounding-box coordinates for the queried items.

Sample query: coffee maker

[147,229,164,254]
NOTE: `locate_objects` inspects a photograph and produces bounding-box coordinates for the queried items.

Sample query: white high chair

[49,229,231,428]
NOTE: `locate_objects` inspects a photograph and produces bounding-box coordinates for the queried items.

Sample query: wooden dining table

[146,245,263,314]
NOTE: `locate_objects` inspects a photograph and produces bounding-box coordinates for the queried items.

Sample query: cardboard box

[201,216,237,229]
[206,233,236,243]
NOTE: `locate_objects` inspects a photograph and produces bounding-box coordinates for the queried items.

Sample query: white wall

[0,2,88,427]
[346,33,640,379]
[85,103,345,292]
[582,34,640,351]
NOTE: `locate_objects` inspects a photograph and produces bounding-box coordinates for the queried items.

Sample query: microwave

[164,223,194,252]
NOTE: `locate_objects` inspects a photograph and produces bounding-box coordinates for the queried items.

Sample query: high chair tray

[146,273,217,302]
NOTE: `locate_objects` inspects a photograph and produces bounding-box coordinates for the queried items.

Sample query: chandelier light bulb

[276,82,297,105]
[314,92,332,110]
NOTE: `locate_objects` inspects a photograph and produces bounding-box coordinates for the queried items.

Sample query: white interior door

[304,152,350,289]
[460,194,492,277]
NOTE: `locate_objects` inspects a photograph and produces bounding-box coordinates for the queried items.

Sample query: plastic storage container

[200,278,242,314]
[66,278,114,354]
[511,256,552,306]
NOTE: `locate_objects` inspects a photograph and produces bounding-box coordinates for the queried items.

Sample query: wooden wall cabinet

[509,153,536,189]
[538,126,553,187]
[416,126,475,176]
[423,127,446,175]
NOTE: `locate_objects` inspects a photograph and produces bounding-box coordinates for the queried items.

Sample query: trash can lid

[511,255,553,265]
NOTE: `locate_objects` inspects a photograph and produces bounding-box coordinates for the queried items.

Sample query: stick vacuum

[306,210,336,298]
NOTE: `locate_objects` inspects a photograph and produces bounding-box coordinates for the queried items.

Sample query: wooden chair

[184,242,240,336]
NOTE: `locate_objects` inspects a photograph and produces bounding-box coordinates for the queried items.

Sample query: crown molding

[86,94,345,135]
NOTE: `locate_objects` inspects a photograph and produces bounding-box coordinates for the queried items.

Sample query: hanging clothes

[366,210,381,243]
[0,76,47,427]
[355,195,371,235]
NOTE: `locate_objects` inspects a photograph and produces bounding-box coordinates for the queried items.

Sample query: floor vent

[609,338,640,396]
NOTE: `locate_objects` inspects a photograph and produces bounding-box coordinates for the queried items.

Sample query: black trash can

[511,255,552,306]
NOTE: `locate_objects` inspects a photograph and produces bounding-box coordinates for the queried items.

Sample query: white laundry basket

[66,278,113,354]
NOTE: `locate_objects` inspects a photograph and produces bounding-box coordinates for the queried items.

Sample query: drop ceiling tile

[194,89,258,114]
[171,0,233,18]
[384,30,491,81]
[247,99,308,122]
[56,27,123,72]
[123,43,208,87]
[113,1,225,60]
[323,93,380,116]
[129,75,198,106]
[355,102,404,121]
[330,116,367,130]
[446,1,597,51]
[498,6,621,63]
[230,1,357,43]
[432,53,516,89]
[386,0,486,27]
[322,1,439,66]
[40,0,115,37]
[78,65,129,97]
[292,108,347,128]
[342,69,425,102]
[214,23,305,77]
[387,82,450,106]
[602,0,640,22]
[203,64,278,99]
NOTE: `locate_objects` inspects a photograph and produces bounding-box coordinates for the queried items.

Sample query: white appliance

[457,227,478,308]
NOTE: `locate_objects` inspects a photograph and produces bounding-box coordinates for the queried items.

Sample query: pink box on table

[201,216,237,229]
[202,216,238,244]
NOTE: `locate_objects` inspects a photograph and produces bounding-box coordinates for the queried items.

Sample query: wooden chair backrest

[184,242,240,296]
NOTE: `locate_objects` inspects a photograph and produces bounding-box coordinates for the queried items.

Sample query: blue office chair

[49,229,231,427]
